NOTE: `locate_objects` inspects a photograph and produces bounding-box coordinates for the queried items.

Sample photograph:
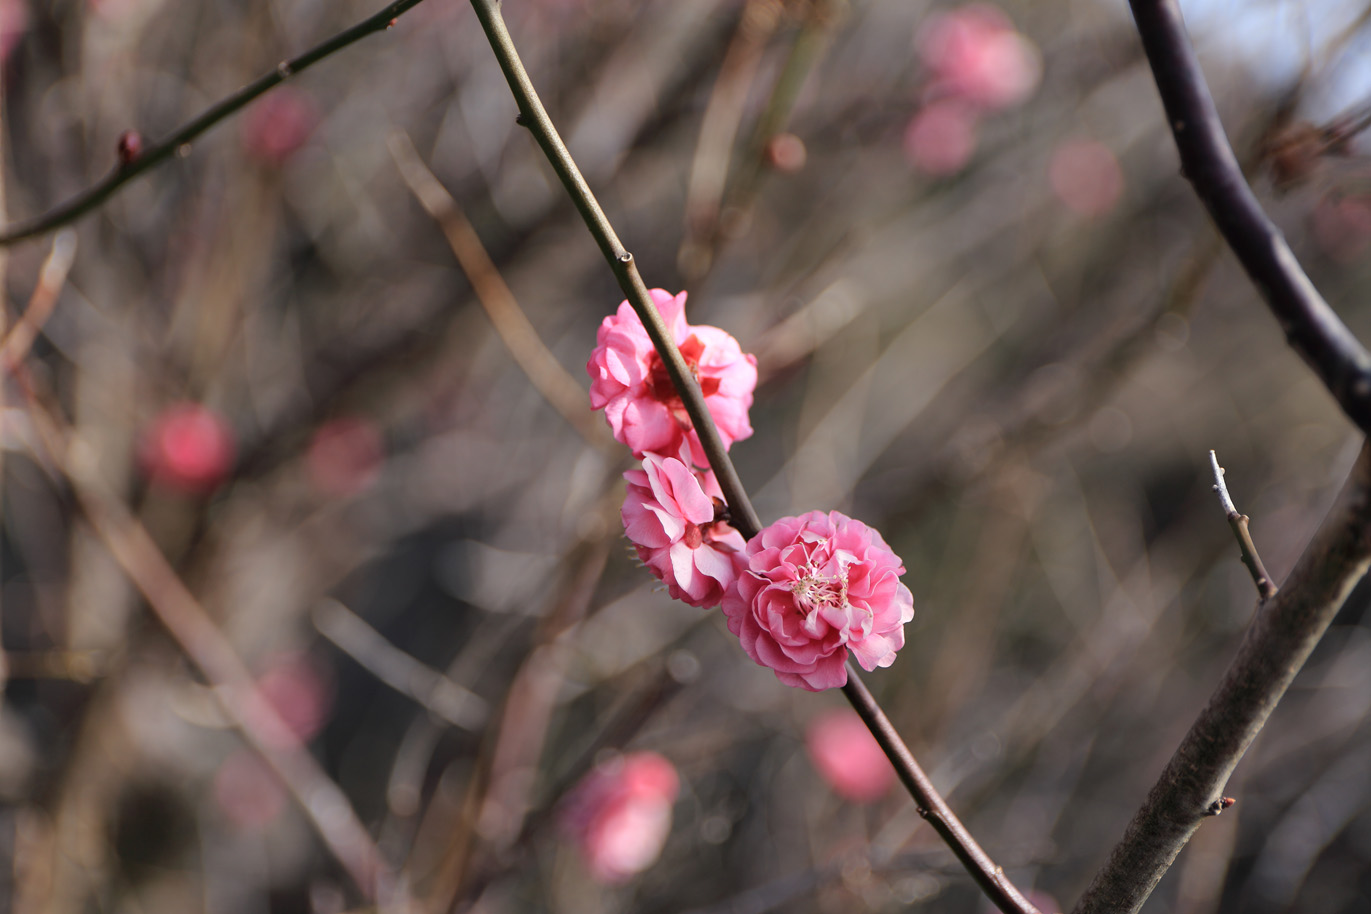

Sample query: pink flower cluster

[589,290,754,608]
[560,752,679,884]
[904,4,1040,177]
[723,511,914,691]
[587,291,914,690]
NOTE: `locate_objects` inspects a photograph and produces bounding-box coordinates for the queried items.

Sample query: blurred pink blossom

[214,749,286,829]
[916,4,1041,112]
[255,652,332,747]
[622,442,747,608]
[1311,195,1371,263]
[722,511,914,691]
[1049,139,1124,218]
[0,0,27,66]
[307,416,384,497]
[139,402,236,494]
[560,752,679,884]
[587,289,757,465]
[806,708,895,802]
[903,101,979,176]
[242,88,317,165]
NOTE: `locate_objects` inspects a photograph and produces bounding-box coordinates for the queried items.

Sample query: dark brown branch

[842,669,1042,914]
[1073,440,1371,914]
[1209,450,1278,601]
[1128,0,1371,433]
[0,0,431,247]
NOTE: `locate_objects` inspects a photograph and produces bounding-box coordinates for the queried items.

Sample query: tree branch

[466,0,761,540]
[1209,450,1278,601]
[0,0,431,247]
[465,4,1038,912]
[1073,440,1371,914]
[1127,0,1371,433]
[843,669,1042,914]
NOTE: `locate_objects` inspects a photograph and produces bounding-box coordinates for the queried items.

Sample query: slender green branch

[465,5,1039,913]
[0,0,431,247]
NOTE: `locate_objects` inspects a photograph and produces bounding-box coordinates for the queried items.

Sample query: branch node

[277,60,293,78]
[1205,797,1236,816]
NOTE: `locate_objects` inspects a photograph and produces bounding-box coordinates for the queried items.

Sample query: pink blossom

[560,752,680,884]
[0,0,27,66]
[916,4,1041,112]
[806,708,895,802]
[722,511,914,692]
[307,416,385,497]
[139,403,236,495]
[587,289,757,464]
[242,88,317,166]
[903,101,979,176]
[1049,139,1124,218]
[255,652,333,747]
[214,749,286,829]
[622,443,747,608]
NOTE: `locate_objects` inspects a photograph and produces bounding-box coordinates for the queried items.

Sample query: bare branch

[0,0,431,247]
[1127,0,1371,433]
[387,132,615,452]
[1209,450,1278,601]
[19,393,398,903]
[1073,441,1371,914]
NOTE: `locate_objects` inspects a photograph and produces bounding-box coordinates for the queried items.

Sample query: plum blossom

[242,88,318,165]
[722,511,913,691]
[622,442,747,608]
[903,101,979,176]
[1049,139,1124,218]
[806,708,895,802]
[916,4,1041,112]
[560,752,680,884]
[588,289,757,465]
[139,402,236,494]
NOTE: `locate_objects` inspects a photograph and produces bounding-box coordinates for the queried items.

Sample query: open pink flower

[560,752,680,884]
[622,443,747,608]
[806,708,895,802]
[722,511,914,691]
[587,289,757,464]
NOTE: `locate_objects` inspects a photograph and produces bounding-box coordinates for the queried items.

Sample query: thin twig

[466,5,1039,912]
[1,231,77,370]
[467,0,761,540]
[0,0,431,247]
[1209,451,1277,601]
[18,392,397,904]
[842,668,1042,914]
[1073,441,1371,914]
[387,131,615,452]
[313,598,489,731]
[1127,0,1371,433]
